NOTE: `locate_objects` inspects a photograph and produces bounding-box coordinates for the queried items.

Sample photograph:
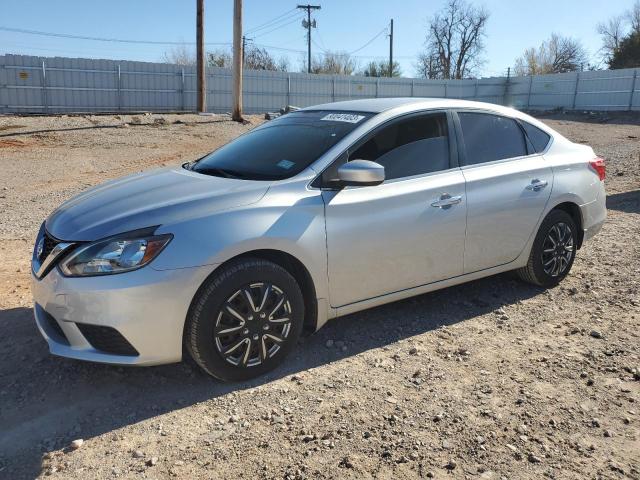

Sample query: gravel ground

[0,111,638,480]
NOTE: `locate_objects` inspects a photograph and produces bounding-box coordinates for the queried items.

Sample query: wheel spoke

[225,304,245,322]
[258,284,272,312]
[223,338,247,357]
[543,257,556,267]
[260,336,268,362]
[269,295,285,318]
[543,247,555,253]
[264,333,284,343]
[269,317,290,324]
[217,325,244,335]
[241,339,252,365]
[243,289,258,312]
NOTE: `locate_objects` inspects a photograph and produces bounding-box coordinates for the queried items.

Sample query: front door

[322,111,467,307]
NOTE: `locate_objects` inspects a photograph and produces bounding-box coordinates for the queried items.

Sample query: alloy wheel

[541,222,574,277]
[214,282,292,367]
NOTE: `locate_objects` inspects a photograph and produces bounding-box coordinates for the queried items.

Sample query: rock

[69,439,84,450]
[604,430,613,437]
[385,396,397,404]
[146,456,158,466]
[339,456,354,468]
[445,459,457,470]
[426,472,435,478]
[409,451,419,460]
[133,450,144,458]
[409,347,418,355]
[528,453,542,463]
[586,378,595,386]
[591,418,601,427]
[590,330,604,339]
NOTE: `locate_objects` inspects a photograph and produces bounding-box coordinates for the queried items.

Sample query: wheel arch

[187,249,319,337]
[550,201,584,249]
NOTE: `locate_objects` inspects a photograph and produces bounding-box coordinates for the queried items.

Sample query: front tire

[516,209,577,288]
[185,258,304,381]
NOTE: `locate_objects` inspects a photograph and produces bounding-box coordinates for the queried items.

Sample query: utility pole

[196,0,206,112]
[297,4,321,73]
[388,18,394,77]
[232,0,243,121]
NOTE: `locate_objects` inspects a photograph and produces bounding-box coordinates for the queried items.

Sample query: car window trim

[452,108,551,168]
[310,109,458,189]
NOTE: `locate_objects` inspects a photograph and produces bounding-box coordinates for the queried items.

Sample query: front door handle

[431,194,462,208]
[526,179,548,191]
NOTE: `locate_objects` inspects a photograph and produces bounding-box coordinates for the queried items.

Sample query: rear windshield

[191,110,373,180]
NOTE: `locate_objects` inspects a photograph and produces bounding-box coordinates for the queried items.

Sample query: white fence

[1,54,639,114]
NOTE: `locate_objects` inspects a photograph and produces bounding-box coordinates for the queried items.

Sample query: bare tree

[302,51,358,75]
[162,44,196,65]
[417,0,489,79]
[629,0,640,34]
[415,52,444,79]
[207,49,232,68]
[514,34,589,76]
[360,60,401,77]
[244,45,288,71]
[598,15,626,62]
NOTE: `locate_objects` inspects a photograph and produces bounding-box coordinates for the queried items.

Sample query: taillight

[589,157,606,181]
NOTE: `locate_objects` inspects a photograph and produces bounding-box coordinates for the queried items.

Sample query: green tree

[609,31,640,69]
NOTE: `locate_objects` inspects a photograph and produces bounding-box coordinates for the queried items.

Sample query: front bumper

[32,263,214,366]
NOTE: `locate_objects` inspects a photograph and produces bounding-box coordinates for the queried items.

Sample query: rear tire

[516,209,577,288]
[185,258,304,381]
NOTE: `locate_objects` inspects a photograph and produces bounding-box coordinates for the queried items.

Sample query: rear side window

[348,113,450,180]
[458,112,527,165]
[521,121,551,153]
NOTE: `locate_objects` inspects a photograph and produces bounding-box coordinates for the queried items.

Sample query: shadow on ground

[607,189,640,214]
[0,119,236,139]
[0,272,543,479]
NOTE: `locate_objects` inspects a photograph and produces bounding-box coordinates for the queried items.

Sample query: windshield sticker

[320,113,366,124]
[277,159,295,170]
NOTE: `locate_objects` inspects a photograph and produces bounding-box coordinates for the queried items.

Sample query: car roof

[304,97,517,115]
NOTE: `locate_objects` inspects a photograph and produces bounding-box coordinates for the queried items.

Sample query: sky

[0,0,634,77]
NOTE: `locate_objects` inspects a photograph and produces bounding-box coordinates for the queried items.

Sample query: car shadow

[606,189,639,214]
[0,271,542,479]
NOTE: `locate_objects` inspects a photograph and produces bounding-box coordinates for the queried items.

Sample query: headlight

[59,234,172,277]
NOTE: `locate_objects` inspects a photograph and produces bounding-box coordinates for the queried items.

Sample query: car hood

[46,167,270,241]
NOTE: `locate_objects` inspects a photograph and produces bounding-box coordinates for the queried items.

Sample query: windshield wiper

[195,167,246,179]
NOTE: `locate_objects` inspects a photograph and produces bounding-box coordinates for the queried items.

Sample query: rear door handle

[526,179,548,191]
[431,194,462,208]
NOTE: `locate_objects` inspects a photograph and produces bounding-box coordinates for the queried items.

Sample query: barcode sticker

[320,113,366,124]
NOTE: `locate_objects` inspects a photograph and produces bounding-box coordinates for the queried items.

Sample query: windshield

[190,110,372,180]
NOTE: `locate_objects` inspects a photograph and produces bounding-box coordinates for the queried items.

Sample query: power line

[251,14,303,39]
[245,8,298,35]
[0,26,229,46]
[348,27,388,55]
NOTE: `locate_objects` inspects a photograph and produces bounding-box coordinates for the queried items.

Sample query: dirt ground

[0,111,638,480]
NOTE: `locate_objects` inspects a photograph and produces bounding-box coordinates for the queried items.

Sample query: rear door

[322,111,467,307]
[454,110,553,273]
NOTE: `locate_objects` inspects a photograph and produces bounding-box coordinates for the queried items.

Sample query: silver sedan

[31,98,606,380]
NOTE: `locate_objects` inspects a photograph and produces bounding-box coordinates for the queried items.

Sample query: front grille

[39,306,70,345]
[76,323,140,356]
[40,232,60,262]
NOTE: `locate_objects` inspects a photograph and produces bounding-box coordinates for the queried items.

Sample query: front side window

[191,110,372,180]
[348,112,450,180]
[458,112,527,166]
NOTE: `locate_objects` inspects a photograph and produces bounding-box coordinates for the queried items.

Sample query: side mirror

[337,160,385,187]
